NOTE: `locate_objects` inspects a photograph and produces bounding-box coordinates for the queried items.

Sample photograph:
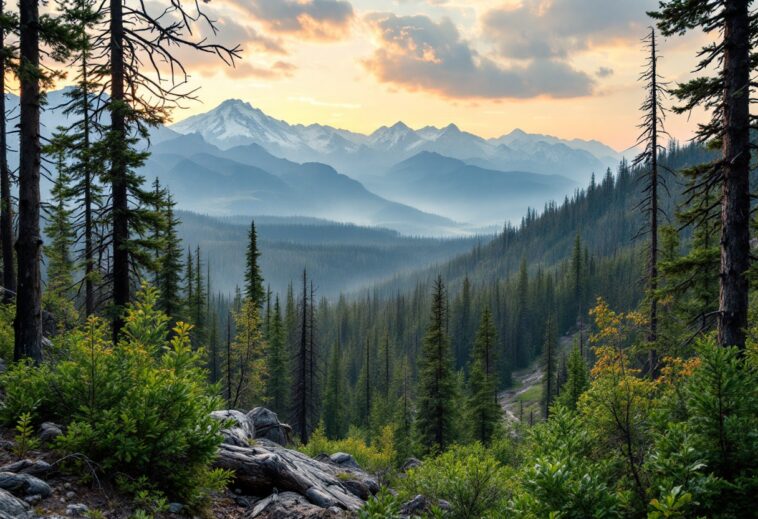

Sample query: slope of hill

[176,212,487,296]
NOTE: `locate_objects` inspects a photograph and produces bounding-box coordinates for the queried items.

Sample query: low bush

[300,424,395,473]
[0,287,228,504]
[397,443,511,519]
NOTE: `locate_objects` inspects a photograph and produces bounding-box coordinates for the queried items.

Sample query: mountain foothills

[0,1,757,519]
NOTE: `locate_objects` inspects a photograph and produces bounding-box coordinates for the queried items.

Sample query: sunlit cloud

[289,96,361,109]
[241,0,355,41]
[363,13,594,99]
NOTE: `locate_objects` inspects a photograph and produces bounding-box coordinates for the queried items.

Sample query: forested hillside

[175,212,484,296]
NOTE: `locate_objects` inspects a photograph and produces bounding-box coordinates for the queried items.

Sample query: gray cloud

[596,66,614,78]
[364,13,593,99]
[244,0,354,40]
[483,0,657,60]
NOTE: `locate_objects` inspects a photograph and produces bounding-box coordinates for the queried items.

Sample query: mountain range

[5,90,628,235]
[170,99,625,184]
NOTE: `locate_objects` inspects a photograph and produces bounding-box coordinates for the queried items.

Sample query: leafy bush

[301,424,395,473]
[358,488,401,519]
[0,287,228,503]
[398,443,511,519]
[510,406,622,518]
[0,304,13,363]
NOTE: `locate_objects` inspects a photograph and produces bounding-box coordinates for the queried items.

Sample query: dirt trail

[497,334,575,423]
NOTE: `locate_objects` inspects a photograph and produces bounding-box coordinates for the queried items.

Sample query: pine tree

[557,343,589,411]
[157,194,184,326]
[228,298,266,408]
[468,308,501,444]
[515,258,530,366]
[393,356,415,463]
[652,0,753,350]
[265,296,289,415]
[323,339,347,439]
[292,269,315,443]
[59,0,106,317]
[42,142,77,329]
[541,315,558,420]
[192,247,207,346]
[245,221,265,308]
[416,275,457,453]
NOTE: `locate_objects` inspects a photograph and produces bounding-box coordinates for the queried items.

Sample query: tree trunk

[649,28,659,374]
[0,0,15,303]
[718,0,751,351]
[110,0,129,340]
[81,49,95,316]
[14,0,42,362]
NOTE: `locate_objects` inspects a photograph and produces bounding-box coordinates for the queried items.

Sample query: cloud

[596,66,614,78]
[235,61,297,79]
[243,0,354,40]
[482,0,657,60]
[363,13,593,99]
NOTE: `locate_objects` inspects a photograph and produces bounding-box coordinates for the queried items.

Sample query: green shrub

[398,443,511,519]
[358,488,401,519]
[301,424,395,473]
[0,304,13,363]
[13,412,40,457]
[0,287,227,503]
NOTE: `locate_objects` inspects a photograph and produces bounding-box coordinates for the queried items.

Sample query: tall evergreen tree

[557,343,589,411]
[245,221,265,308]
[228,298,266,409]
[265,296,289,415]
[468,308,501,444]
[323,339,347,439]
[652,0,753,350]
[157,194,184,326]
[541,315,558,420]
[292,269,315,443]
[416,275,457,453]
[42,144,77,328]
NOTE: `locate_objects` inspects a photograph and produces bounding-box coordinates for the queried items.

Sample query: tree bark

[649,28,659,374]
[718,0,751,350]
[0,0,15,303]
[14,0,42,362]
[110,0,128,340]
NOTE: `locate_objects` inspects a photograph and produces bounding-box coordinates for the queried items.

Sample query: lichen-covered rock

[0,471,52,498]
[211,410,255,447]
[65,503,89,517]
[248,407,292,446]
[251,491,350,518]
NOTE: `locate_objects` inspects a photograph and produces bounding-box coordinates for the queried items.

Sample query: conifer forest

[0,0,756,518]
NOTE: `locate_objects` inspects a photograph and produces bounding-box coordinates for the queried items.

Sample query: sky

[164,0,710,152]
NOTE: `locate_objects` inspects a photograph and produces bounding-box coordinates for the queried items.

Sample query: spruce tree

[157,194,184,326]
[265,296,289,415]
[245,221,265,308]
[228,298,266,408]
[323,339,347,439]
[557,343,589,411]
[416,275,457,453]
[541,315,558,420]
[42,143,77,329]
[468,308,501,444]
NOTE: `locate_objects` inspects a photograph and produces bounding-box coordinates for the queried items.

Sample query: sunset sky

[168,0,710,151]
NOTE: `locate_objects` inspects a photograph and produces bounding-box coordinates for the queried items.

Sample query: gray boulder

[329,452,359,470]
[0,471,52,498]
[0,488,32,519]
[211,410,255,447]
[65,503,89,517]
[39,422,63,444]
[251,491,349,518]
[248,407,292,446]
[0,459,52,477]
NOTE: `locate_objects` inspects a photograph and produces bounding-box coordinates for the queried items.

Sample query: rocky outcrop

[251,491,351,518]
[212,408,377,513]
[0,488,33,519]
[249,407,292,446]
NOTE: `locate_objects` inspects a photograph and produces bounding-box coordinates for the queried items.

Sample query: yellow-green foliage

[13,412,40,457]
[398,443,512,519]
[0,304,14,363]
[300,424,395,473]
[0,286,228,503]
